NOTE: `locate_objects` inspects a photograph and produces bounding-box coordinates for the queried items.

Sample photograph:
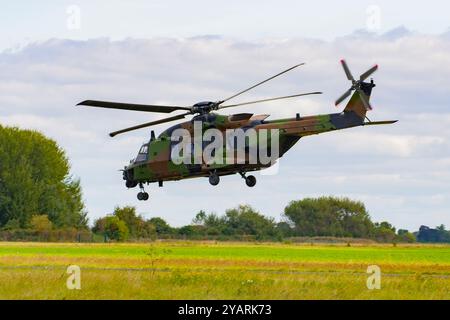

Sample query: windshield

[135,144,149,163]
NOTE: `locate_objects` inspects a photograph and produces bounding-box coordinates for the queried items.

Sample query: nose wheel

[137,183,149,201]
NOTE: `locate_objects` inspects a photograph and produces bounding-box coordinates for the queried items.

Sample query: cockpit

[134,144,149,163]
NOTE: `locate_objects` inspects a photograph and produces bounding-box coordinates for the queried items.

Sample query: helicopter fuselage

[123,107,364,187]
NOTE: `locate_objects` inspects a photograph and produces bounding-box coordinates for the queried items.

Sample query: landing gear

[209,172,220,186]
[239,172,257,187]
[137,183,149,201]
[245,175,257,187]
[137,192,149,201]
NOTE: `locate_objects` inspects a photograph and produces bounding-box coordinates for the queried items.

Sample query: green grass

[0,242,449,299]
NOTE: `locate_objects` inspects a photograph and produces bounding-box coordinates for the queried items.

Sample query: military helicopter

[78,60,397,201]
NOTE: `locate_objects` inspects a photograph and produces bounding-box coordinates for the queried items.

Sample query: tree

[192,210,207,225]
[276,221,294,237]
[373,221,396,242]
[203,213,226,230]
[283,197,374,238]
[0,126,87,229]
[113,206,156,239]
[93,216,129,241]
[223,205,279,239]
[148,217,173,235]
[396,229,416,243]
[194,212,226,235]
[2,218,21,230]
[178,225,204,236]
[417,225,450,243]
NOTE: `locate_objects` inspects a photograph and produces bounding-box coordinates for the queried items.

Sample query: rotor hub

[191,101,221,114]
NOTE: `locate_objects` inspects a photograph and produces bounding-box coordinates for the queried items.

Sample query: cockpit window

[135,144,149,162]
[140,145,148,154]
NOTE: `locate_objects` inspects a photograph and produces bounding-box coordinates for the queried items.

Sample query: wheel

[142,192,149,201]
[245,175,256,187]
[137,192,144,201]
[209,174,220,186]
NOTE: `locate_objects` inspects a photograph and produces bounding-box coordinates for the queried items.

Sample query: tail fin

[344,80,375,119]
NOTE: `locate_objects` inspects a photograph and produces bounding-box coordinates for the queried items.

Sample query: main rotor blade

[219,92,322,109]
[359,64,378,81]
[340,59,354,81]
[77,100,191,113]
[109,112,190,137]
[219,63,305,104]
[335,88,353,106]
[356,88,373,110]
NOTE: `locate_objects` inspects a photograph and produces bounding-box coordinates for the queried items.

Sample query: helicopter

[78,60,397,201]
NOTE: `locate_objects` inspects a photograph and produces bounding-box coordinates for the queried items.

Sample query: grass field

[0,241,449,299]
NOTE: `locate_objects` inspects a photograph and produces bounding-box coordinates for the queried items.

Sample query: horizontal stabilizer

[363,120,398,126]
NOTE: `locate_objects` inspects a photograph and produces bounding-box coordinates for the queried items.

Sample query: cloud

[328,132,446,157]
[0,29,449,230]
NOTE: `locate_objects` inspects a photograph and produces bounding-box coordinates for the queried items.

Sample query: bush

[373,221,396,243]
[93,216,129,241]
[396,229,416,243]
[113,206,156,239]
[0,229,93,242]
[30,215,53,231]
[148,217,173,235]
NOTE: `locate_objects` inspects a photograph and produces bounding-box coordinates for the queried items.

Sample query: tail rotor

[335,59,378,110]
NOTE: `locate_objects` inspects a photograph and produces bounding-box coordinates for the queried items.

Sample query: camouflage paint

[124,89,381,186]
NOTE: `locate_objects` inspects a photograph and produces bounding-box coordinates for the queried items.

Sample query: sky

[0,0,449,230]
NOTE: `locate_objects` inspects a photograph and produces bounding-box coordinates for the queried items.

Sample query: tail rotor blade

[356,88,372,110]
[360,64,378,81]
[341,59,354,81]
[335,88,353,106]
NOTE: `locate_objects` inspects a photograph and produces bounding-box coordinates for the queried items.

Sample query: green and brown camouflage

[123,82,396,188]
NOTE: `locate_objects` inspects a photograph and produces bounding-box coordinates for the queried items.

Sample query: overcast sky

[0,1,449,230]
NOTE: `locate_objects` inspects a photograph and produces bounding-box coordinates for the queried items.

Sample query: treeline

[416,225,450,243]
[89,197,450,243]
[2,193,449,243]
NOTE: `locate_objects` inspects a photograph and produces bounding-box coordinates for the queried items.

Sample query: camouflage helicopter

[78,60,397,201]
